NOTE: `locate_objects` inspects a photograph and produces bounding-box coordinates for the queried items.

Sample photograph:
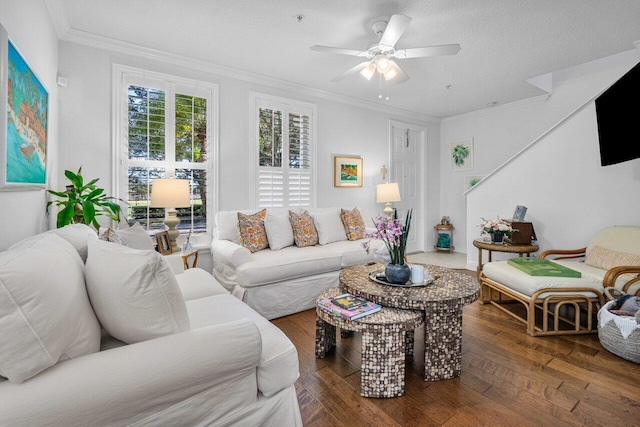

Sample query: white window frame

[112,64,219,238]
[250,92,317,208]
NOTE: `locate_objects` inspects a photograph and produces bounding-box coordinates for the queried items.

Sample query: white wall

[0,1,58,250]
[462,49,640,270]
[57,41,440,247]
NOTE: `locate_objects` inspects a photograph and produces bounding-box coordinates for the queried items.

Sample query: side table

[473,239,539,279]
[434,224,454,253]
[315,287,423,398]
[339,264,479,382]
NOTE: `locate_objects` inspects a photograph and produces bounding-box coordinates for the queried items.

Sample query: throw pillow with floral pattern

[289,210,318,247]
[340,207,365,240]
[238,209,268,253]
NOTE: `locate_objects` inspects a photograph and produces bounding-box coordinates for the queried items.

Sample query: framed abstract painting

[0,23,49,190]
[334,155,363,187]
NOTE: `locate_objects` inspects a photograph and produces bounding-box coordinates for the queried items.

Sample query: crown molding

[441,95,549,123]
[44,0,70,39]
[54,24,436,124]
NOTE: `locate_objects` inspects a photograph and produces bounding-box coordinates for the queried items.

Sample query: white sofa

[480,225,640,336]
[0,224,302,426]
[211,207,384,320]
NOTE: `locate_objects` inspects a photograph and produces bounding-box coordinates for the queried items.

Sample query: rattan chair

[479,226,640,337]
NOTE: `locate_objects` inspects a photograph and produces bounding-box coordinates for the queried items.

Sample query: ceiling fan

[310,14,460,83]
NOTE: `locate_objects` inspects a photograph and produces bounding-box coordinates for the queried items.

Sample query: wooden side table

[181,250,199,270]
[434,224,454,253]
[473,239,539,279]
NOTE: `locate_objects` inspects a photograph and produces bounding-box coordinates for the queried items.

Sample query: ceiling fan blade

[394,44,461,59]
[379,14,412,48]
[310,45,367,57]
[388,61,410,83]
[330,61,370,82]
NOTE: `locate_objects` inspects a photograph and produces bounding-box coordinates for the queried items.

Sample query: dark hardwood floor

[271,270,640,427]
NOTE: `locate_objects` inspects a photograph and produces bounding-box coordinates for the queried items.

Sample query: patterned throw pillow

[289,210,319,247]
[238,209,269,253]
[586,245,640,271]
[98,228,128,246]
[340,207,366,240]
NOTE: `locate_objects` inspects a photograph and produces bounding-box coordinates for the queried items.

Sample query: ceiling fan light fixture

[376,57,392,73]
[360,62,376,80]
[384,67,398,81]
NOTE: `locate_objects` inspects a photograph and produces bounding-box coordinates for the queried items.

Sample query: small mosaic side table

[339,263,480,382]
[315,287,424,398]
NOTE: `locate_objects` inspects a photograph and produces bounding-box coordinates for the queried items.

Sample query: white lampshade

[376,182,401,203]
[150,178,190,208]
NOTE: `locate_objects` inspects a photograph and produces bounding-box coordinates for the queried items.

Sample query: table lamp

[376,182,401,218]
[150,178,190,251]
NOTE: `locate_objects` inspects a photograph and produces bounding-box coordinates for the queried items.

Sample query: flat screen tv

[595,60,640,166]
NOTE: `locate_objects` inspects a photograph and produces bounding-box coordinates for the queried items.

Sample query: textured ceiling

[56,0,640,118]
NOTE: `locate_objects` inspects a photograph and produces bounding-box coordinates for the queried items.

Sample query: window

[252,93,316,208]
[113,65,217,237]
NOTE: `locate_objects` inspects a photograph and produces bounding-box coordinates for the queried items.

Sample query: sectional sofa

[0,224,302,426]
[211,207,384,319]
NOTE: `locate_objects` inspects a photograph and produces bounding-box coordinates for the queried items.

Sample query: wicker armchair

[479,226,640,336]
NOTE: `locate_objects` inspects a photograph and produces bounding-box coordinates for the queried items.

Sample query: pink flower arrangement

[480,217,516,237]
[362,209,413,265]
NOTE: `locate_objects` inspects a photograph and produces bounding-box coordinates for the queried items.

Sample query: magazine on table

[317,294,381,320]
[330,293,369,310]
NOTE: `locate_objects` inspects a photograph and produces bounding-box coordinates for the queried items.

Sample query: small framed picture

[334,155,363,187]
[512,205,527,222]
[155,231,172,255]
[450,138,473,171]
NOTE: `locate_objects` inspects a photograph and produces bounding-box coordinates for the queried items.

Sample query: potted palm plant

[47,167,123,229]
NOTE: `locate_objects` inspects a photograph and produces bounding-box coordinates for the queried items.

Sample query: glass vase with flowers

[364,209,413,284]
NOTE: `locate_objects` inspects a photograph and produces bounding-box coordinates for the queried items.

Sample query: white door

[390,121,425,254]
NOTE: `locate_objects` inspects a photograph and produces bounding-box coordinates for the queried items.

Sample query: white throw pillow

[311,211,348,245]
[0,234,101,383]
[264,212,295,250]
[85,239,190,344]
[114,222,155,250]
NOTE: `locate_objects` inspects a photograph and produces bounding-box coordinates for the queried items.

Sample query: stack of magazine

[317,293,381,320]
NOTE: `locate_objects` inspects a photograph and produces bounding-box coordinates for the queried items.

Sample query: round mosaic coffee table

[315,287,424,398]
[339,263,480,382]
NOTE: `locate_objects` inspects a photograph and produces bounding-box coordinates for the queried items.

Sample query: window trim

[250,92,317,209]
[112,64,219,238]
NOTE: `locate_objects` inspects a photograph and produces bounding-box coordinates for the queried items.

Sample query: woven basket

[597,300,640,363]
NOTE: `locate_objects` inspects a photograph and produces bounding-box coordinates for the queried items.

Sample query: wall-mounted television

[595,60,640,166]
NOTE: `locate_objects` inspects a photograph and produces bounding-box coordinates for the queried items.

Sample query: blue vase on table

[491,231,504,244]
[385,263,411,285]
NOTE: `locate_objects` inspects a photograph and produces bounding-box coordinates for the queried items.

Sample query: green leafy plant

[47,167,123,229]
[451,143,470,166]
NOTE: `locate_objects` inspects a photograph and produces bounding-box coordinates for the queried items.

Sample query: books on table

[507,257,581,278]
[317,293,381,320]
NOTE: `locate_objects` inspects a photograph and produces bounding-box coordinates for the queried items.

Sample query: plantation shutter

[256,98,314,208]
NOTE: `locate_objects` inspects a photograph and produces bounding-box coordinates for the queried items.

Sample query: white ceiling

[53,0,640,118]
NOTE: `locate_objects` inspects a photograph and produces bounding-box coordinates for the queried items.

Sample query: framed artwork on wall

[464,175,486,192]
[334,155,363,187]
[0,23,49,190]
[450,138,473,172]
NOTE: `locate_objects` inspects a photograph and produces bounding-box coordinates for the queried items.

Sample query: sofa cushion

[340,207,366,240]
[264,211,295,251]
[324,239,384,267]
[114,222,155,250]
[0,234,101,383]
[236,245,342,287]
[585,245,640,271]
[85,239,190,344]
[586,225,640,255]
[216,208,300,244]
[289,210,318,247]
[311,210,347,245]
[98,227,128,246]
[238,209,268,253]
[49,224,98,262]
[483,260,604,297]
[175,268,229,301]
[185,294,299,397]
